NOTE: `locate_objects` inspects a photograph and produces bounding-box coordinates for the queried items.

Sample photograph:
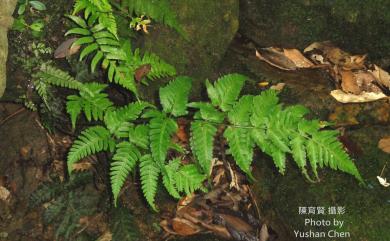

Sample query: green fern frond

[251,90,281,126]
[134,49,177,80]
[66,95,83,129]
[104,101,151,137]
[175,164,206,196]
[227,95,253,125]
[224,127,254,178]
[206,73,247,112]
[149,114,177,164]
[123,0,184,35]
[190,121,217,175]
[38,65,83,90]
[111,141,141,205]
[188,102,225,123]
[159,76,192,116]
[67,126,115,174]
[139,154,160,211]
[128,125,149,149]
[162,158,181,199]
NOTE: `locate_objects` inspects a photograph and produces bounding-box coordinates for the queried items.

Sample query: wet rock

[141,0,239,99]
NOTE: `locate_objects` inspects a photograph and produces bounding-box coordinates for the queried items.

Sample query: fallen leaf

[134,64,151,82]
[96,231,112,241]
[377,176,390,187]
[341,70,360,94]
[54,38,80,58]
[259,223,270,241]
[378,136,390,153]
[283,48,314,68]
[270,82,286,91]
[172,217,202,236]
[330,89,387,103]
[343,55,366,70]
[255,48,297,71]
[370,64,390,89]
[72,162,93,172]
[0,186,11,202]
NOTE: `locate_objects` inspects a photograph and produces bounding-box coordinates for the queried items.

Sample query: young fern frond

[128,125,149,149]
[188,102,225,124]
[110,141,141,205]
[159,76,192,116]
[67,126,115,174]
[139,154,160,211]
[190,121,217,175]
[206,73,247,111]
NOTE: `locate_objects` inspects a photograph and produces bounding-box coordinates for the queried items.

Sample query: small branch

[0,107,26,126]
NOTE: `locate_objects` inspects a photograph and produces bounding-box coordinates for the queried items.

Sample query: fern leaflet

[159,76,192,116]
[140,154,160,211]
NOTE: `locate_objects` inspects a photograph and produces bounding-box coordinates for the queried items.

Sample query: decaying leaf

[330,90,387,103]
[134,64,151,82]
[283,48,314,68]
[378,136,390,153]
[341,70,360,94]
[370,64,390,89]
[270,82,286,91]
[377,176,390,187]
[256,48,297,71]
[172,217,202,236]
[72,162,93,172]
[54,38,81,58]
[96,231,112,241]
[0,186,11,202]
[259,223,270,241]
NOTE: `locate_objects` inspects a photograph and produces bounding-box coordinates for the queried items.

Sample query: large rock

[141,0,239,99]
[0,0,17,97]
[240,0,390,63]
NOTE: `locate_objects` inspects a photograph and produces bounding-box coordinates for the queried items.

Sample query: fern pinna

[39,63,363,210]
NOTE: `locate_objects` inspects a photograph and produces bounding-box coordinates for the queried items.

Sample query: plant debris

[255,41,390,103]
[161,161,276,241]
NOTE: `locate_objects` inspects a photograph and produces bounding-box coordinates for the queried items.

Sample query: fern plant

[65,0,178,96]
[39,66,363,211]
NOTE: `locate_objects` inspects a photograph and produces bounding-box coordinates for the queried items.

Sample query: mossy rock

[141,0,239,99]
[240,0,390,63]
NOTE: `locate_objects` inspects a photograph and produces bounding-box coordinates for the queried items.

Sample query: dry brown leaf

[341,70,360,94]
[96,231,112,241]
[370,64,390,89]
[270,82,286,91]
[330,89,387,103]
[283,48,314,68]
[134,64,151,83]
[378,136,390,153]
[354,71,381,93]
[54,38,81,59]
[343,55,367,70]
[172,217,202,236]
[72,162,93,172]
[259,223,270,241]
[255,48,297,71]
[0,186,11,202]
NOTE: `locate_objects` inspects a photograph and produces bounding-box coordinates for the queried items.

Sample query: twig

[0,107,26,126]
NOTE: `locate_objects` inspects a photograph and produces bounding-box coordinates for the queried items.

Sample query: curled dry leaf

[330,90,387,103]
[54,38,81,59]
[96,231,112,241]
[172,217,202,236]
[134,64,151,82]
[256,48,297,71]
[341,70,361,94]
[378,136,390,153]
[283,48,314,68]
[259,223,270,241]
[377,176,390,187]
[369,64,390,89]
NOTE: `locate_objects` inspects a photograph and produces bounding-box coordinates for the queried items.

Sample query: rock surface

[141,0,239,99]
